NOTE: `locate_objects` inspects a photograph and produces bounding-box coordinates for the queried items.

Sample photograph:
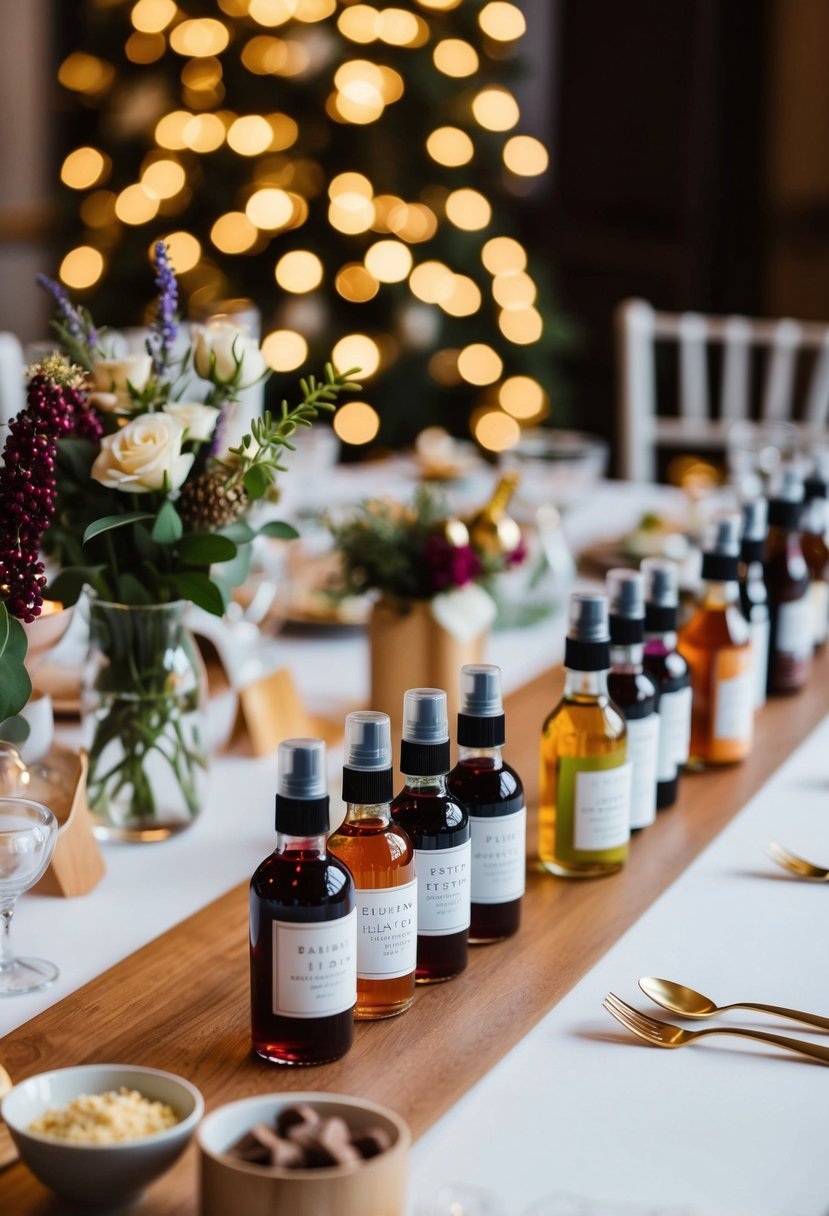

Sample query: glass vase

[82,598,209,842]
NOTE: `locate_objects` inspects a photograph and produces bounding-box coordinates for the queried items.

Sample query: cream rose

[192,322,266,389]
[91,413,194,494]
[163,401,219,442]
[90,354,153,415]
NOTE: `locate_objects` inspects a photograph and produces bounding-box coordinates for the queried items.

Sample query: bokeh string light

[57,0,561,450]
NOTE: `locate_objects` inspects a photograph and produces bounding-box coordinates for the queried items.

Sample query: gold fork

[603,992,829,1065]
[768,842,829,881]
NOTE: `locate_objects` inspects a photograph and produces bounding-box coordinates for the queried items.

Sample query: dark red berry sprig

[0,357,91,622]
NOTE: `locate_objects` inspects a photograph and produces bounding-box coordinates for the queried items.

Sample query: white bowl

[1,1063,204,1206]
[198,1092,410,1216]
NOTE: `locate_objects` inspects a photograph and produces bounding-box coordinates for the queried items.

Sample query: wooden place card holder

[31,747,106,898]
[230,668,342,757]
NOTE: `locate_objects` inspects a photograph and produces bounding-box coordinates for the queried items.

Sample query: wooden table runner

[2,653,826,1214]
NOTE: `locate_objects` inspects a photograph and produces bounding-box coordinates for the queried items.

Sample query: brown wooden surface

[2,653,827,1214]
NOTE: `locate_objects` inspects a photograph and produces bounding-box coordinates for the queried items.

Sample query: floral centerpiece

[0,243,358,836]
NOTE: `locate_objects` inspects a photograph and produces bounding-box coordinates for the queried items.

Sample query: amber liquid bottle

[680,514,753,766]
[606,569,659,832]
[328,711,416,1019]
[467,470,523,561]
[739,498,770,709]
[765,471,812,694]
[539,592,630,878]
[391,688,470,983]
[801,474,829,651]
[641,557,692,808]
[250,739,356,1065]
[447,664,525,944]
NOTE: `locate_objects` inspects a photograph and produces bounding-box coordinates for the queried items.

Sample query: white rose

[88,391,123,415]
[163,401,219,442]
[91,413,194,494]
[192,322,266,389]
[92,354,153,394]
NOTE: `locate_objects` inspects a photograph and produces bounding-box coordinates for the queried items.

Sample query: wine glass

[0,798,58,995]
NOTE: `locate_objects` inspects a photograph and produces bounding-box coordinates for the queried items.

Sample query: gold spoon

[768,841,829,881]
[639,977,829,1031]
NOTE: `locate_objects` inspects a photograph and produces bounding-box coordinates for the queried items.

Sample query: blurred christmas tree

[55,0,571,450]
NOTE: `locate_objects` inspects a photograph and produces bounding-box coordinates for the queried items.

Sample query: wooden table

[3,652,827,1214]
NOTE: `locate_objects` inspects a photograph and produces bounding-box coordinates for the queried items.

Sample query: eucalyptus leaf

[0,602,9,661]
[151,500,184,544]
[47,565,107,606]
[257,520,299,540]
[0,618,31,721]
[0,715,30,745]
[243,464,271,500]
[218,520,256,545]
[177,533,238,565]
[84,512,154,545]
[117,573,154,605]
[168,572,226,616]
[214,540,252,591]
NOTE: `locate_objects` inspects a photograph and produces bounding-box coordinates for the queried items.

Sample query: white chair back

[0,332,24,427]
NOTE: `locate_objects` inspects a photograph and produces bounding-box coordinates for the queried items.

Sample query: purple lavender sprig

[36,275,99,367]
[146,241,179,379]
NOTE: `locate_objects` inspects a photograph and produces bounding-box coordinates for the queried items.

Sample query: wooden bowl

[197,1092,410,1216]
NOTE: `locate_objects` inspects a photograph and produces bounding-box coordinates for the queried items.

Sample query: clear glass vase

[81,597,209,842]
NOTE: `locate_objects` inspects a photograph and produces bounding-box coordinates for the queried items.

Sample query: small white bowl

[1,1063,204,1206]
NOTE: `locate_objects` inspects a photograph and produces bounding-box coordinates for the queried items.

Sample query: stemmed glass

[0,798,58,995]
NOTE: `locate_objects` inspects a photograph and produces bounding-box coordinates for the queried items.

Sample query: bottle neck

[644,628,678,651]
[276,832,327,855]
[345,801,391,825]
[458,744,503,765]
[401,773,448,793]
[563,668,609,698]
[700,578,739,608]
[610,642,644,672]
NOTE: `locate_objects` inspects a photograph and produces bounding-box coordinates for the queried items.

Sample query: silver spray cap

[344,710,392,772]
[402,688,449,745]
[460,664,503,717]
[607,568,645,621]
[277,738,327,800]
[567,592,609,643]
[641,557,679,608]
[741,497,768,543]
[774,465,805,504]
[703,513,742,557]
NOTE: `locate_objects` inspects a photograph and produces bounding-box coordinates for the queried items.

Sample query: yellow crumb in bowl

[28,1087,179,1144]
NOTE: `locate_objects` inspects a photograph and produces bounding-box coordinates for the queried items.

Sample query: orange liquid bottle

[680,514,753,766]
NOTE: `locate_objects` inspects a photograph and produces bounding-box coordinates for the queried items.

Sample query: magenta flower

[423,534,482,594]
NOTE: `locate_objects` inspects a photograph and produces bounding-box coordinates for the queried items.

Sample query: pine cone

[177,467,249,532]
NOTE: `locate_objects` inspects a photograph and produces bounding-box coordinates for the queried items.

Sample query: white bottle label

[469,807,526,904]
[272,910,357,1019]
[713,668,754,743]
[355,881,417,981]
[749,616,770,708]
[656,686,691,780]
[573,763,632,852]
[415,839,472,936]
[776,595,814,659]
[811,581,829,647]
[625,715,659,829]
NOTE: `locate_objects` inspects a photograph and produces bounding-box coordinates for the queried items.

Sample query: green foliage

[0,604,32,722]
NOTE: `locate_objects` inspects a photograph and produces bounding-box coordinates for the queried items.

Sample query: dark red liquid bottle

[447,664,524,943]
[765,471,812,695]
[250,738,356,1065]
[641,558,692,809]
[391,688,470,983]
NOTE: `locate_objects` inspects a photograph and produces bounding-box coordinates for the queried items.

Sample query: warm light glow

[364,239,412,283]
[377,8,427,46]
[338,5,379,43]
[332,334,381,378]
[240,34,311,76]
[428,348,461,386]
[441,275,482,317]
[328,193,375,234]
[473,409,521,452]
[80,190,117,228]
[141,158,186,199]
[61,147,108,190]
[131,0,177,33]
[155,110,191,149]
[126,32,167,62]
[182,113,226,152]
[426,127,474,168]
[228,114,274,155]
[493,271,537,308]
[499,306,544,344]
[478,1,526,41]
[268,113,299,149]
[378,65,405,103]
[59,246,104,290]
[409,260,454,305]
[275,249,324,292]
[262,328,308,371]
[417,0,462,10]
[334,401,380,445]
[245,187,294,229]
[115,184,160,225]
[159,231,202,273]
[371,193,404,230]
[58,53,115,94]
[210,211,258,253]
[482,235,527,274]
[472,87,520,132]
[295,0,335,19]
[458,343,503,386]
[503,135,549,177]
[181,57,223,91]
[329,172,373,199]
[499,375,548,420]
[335,263,379,302]
[387,202,438,243]
[445,188,492,231]
[433,38,478,77]
[169,18,229,57]
[249,0,296,25]
[218,0,248,10]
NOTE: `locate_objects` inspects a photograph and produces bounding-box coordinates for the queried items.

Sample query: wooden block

[32,748,106,899]
[231,668,318,757]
